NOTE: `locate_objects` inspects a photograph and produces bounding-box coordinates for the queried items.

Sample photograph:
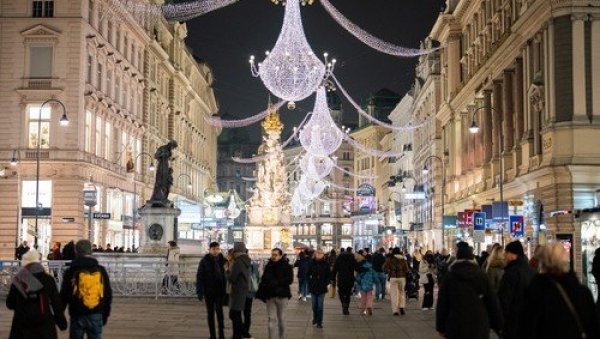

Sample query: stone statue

[149,140,178,207]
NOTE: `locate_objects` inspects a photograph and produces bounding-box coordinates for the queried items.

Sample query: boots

[400,308,405,315]
[342,303,349,315]
[367,308,373,316]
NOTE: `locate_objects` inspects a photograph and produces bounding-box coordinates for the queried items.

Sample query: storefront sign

[492,201,509,221]
[443,216,458,229]
[21,180,52,208]
[473,212,486,231]
[22,207,51,217]
[93,212,111,219]
[457,212,467,228]
[510,215,524,237]
[356,183,375,196]
[404,192,426,200]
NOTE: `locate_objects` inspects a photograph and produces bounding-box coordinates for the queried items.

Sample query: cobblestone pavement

[1,293,440,339]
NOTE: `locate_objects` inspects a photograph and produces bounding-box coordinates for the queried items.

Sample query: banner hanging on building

[510,215,524,237]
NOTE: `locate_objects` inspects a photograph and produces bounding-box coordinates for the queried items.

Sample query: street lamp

[130,152,155,250]
[469,106,506,247]
[422,155,446,250]
[34,99,69,250]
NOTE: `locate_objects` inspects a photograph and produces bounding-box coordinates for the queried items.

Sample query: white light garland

[320,0,442,57]
[332,74,425,131]
[343,134,405,158]
[99,0,162,24]
[299,154,333,180]
[299,87,343,156]
[205,101,285,128]
[324,179,360,192]
[250,0,334,107]
[162,0,239,22]
[232,155,267,164]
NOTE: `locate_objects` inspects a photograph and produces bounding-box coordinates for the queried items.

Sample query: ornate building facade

[0,0,218,258]
[427,0,600,273]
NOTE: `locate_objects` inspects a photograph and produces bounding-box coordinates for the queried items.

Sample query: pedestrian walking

[436,242,503,339]
[383,247,409,315]
[227,242,252,339]
[592,247,600,309]
[485,245,505,294]
[356,254,375,316]
[7,249,67,339]
[60,240,112,339]
[332,247,357,315]
[62,241,76,261]
[15,241,29,260]
[528,245,544,272]
[327,249,337,299]
[256,248,293,339]
[420,251,436,310]
[497,240,535,339]
[163,241,180,290]
[412,249,422,271]
[243,258,260,339]
[294,251,310,301]
[372,248,387,301]
[519,243,600,339]
[308,249,330,328]
[196,242,226,339]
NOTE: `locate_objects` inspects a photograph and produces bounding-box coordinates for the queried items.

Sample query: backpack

[17,289,48,327]
[73,268,104,309]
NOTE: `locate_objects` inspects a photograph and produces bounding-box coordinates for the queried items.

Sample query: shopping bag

[328,283,336,298]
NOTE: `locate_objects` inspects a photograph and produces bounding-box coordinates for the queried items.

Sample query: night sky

[184,0,442,142]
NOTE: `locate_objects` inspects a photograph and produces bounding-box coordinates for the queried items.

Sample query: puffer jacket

[356,260,375,292]
[383,254,409,278]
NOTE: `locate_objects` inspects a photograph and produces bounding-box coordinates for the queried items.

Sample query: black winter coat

[436,260,503,339]
[497,257,535,339]
[256,259,293,301]
[332,252,357,289]
[308,259,331,295]
[196,253,227,298]
[6,264,67,339]
[372,253,386,273]
[518,272,600,339]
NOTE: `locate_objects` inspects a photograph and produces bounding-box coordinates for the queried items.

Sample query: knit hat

[233,242,247,254]
[505,240,525,257]
[456,241,474,260]
[21,249,41,266]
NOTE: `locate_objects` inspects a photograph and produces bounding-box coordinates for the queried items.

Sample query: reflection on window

[28,106,51,149]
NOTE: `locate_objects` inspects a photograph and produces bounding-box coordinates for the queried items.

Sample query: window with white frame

[28,105,51,149]
[95,116,102,157]
[85,111,92,153]
[29,46,53,78]
[104,121,112,160]
[32,0,54,18]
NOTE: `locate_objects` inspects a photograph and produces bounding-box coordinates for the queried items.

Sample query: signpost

[510,215,524,237]
[83,185,97,242]
[473,212,486,243]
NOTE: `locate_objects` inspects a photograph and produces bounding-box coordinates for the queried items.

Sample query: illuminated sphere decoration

[297,176,326,200]
[299,86,343,156]
[299,154,333,180]
[250,0,335,107]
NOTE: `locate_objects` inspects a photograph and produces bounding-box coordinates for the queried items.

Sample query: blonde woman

[519,243,600,338]
[485,246,505,294]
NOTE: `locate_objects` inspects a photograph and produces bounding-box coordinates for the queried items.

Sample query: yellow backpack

[73,270,104,309]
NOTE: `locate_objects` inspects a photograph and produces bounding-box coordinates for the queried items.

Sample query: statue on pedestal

[148,140,178,207]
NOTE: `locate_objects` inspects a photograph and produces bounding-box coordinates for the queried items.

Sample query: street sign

[473,212,486,231]
[510,215,524,237]
[93,212,111,219]
[83,190,97,207]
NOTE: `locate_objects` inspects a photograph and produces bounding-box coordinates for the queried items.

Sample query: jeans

[205,295,225,339]
[311,293,325,325]
[229,309,243,339]
[266,297,288,339]
[388,277,406,313]
[298,277,308,297]
[70,313,103,339]
[243,297,253,337]
[374,272,387,300]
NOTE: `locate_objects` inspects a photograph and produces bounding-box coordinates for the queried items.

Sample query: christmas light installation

[99,0,162,24]
[299,154,333,180]
[299,87,343,156]
[332,162,376,179]
[271,0,315,6]
[343,134,405,158]
[249,0,335,109]
[205,100,285,128]
[320,0,442,57]
[162,0,239,22]
[297,175,327,199]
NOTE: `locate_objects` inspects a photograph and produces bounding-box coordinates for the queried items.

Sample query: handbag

[328,283,336,298]
[551,280,587,339]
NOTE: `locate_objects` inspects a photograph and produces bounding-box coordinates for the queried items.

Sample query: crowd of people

[7,238,600,339]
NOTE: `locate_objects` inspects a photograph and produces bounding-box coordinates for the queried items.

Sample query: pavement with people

[1,293,440,339]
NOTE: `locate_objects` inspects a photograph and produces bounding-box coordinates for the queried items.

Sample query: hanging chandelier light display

[297,176,326,200]
[299,154,333,180]
[250,0,335,109]
[162,0,240,22]
[299,86,343,156]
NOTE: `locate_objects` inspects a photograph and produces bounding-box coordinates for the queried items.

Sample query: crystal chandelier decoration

[299,86,343,156]
[271,0,315,6]
[299,154,333,180]
[297,176,326,200]
[162,0,240,22]
[250,0,335,109]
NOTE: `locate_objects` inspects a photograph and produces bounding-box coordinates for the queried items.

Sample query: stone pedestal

[245,225,292,255]
[138,205,181,254]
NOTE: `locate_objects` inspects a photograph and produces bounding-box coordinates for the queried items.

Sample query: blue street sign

[473,212,486,231]
[510,215,525,237]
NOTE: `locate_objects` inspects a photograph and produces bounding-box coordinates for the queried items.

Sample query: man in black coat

[196,242,227,339]
[497,240,535,339]
[15,241,29,260]
[332,247,357,315]
[436,242,502,339]
[372,248,387,301]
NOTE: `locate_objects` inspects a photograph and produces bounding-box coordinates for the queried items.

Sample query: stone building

[0,0,218,258]
[216,128,258,202]
[427,0,600,272]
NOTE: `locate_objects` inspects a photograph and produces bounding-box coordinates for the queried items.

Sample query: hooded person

[6,249,68,339]
[436,242,503,339]
[227,242,251,339]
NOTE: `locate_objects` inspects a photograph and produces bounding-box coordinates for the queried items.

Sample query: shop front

[577,208,600,301]
[20,180,53,256]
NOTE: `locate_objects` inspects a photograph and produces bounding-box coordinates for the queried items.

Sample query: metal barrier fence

[0,256,278,299]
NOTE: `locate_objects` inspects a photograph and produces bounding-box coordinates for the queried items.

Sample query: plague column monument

[245,105,292,253]
[138,140,181,253]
